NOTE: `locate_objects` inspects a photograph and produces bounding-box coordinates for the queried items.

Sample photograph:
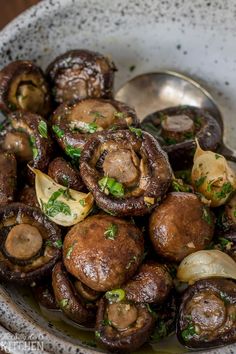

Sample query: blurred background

[0,0,40,29]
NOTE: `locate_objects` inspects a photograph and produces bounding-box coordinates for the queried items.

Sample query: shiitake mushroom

[0,60,51,116]
[95,295,155,352]
[48,157,85,191]
[0,151,17,205]
[51,98,139,152]
[80,129,172,216]
[52,262,96,325]
[149,192,215,262]
[141,106,222,169]
[1,111,53,182]
[0,203,61,284]
[177,278,236,348]
[63,214,144,291]
[46,49,116,104]
[124,262,172,304]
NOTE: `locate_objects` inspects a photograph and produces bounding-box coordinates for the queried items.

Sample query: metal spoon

[115,71,236,162]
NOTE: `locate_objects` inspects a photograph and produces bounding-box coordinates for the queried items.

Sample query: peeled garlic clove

[177,249,236,284]
[30,167,94,226]
[191,141,236,207]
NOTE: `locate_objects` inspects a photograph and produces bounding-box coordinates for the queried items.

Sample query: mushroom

[0,60,51,116]
[48,157,85,191]
[18,185,40,208]
[0,203,61,284]
[124,262,172,304]
[32,279,58,310]
[0,152,17,205]
[0,111,53,183]
[95,296,155,352]
[177,278,236,348]
[46,49,116,104]
[141,106,222,169]
[51,98,139,153]
[149,192,215,262]
[63,214,144,291]
[80,129,172,216]
[52,262,95,325]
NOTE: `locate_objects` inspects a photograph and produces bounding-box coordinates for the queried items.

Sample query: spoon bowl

[115,71,236,161]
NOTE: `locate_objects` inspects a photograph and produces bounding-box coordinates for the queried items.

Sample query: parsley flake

[38,120,48,138]
[52,125,64,138]
[129,126,142,137]
[104,223,118,240]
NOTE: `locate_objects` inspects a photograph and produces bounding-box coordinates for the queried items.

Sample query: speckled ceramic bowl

[0,0,236,353]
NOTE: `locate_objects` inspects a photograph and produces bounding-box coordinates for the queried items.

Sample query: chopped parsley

[126,255,137,270]
[105,289,125,303]
[102,319,112,326]
[41,188,71,218]
[194,176,206,188]
[219,291,230,304]
[95,331,101,339]
[52,125,64,138]
[54,239,63,249]
[98,176,125,197]
[66,245,74,259]
[29,136,38,159]
[90,111,105,119]
[65,145,81,160]
[129,126,142,138]
[104,223,118,240]
[79,199,86,207]
[151,320,168,342]
[114,111,126,119]
[202,207,212,225]
[215,154,222,160]
[172,179,192,193]
[181,323,197,342]
[214,182,234,200]
[38,120,48,138]
[59,298,69,308]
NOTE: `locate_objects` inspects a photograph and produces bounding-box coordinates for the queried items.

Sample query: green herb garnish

[202,207,212,225]
[151,320,168,342]
[65,145,81,160]
[42,188,71,217]
[54,239,63,249]
[95,331,101,339]
[105,289,125,303]
[104,223,118,240]
[29,136,38,159]
[195,176,206,188]
[129,126,142,137]
[215,154,222,160]
[52,125,64,138]
[38,120,48,138]
[126,255,137,270]
[102,319,112,326]
[66,245,74,259]
[79,199,86,207]
[98,176,125,197]
[219,291,230,304]
[214,182,234,200]
[59,298,69,308]
[181,323,197,342]
[114,112,126,119]
[90,111,105,119]
[172,179,192,193]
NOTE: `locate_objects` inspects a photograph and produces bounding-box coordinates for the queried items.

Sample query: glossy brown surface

[32,280,58,310]
[149,192,215,262]
[52,262,95,325]
[96,297,155,352]
[0,60,51,116]
[0,203,61,283]
[124,262,172,304]
[18,185,39,208]
[46,49,116,104]
[48,157,84,191]
[0,152,16,205]
[177,278,236,348]
[63,214,144,291]
[51,98,138,150]
[80,129,172,216]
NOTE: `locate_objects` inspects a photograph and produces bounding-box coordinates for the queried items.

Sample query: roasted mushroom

[0,60,51,116]
[48,157,84,191]
[46,49,116,104]
[124,262,172,304]
[141,106,222,169]
[1,111,53,182]
[52,262,95,325]
[0,203,61,284]
[177,278,236,348]
[95,295,155,352]
[18,185,39,208]
[0,152,17,205]
[149,192,215,262]
[80,129,172,216]
[63,214,144,291]
[214,228,236,262]
[32,279,58,310]
[51,98,139,152]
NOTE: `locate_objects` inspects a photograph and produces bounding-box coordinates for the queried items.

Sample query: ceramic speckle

[0,0,236,353]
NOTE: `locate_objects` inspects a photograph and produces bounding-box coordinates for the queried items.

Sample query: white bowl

[0,1,236,353]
